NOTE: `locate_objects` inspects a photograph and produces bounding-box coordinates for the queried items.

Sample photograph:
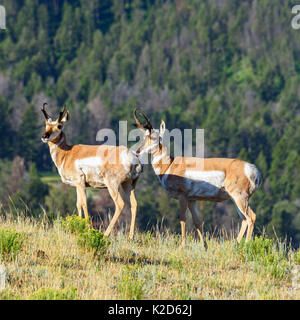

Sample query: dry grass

[0,214,299,300]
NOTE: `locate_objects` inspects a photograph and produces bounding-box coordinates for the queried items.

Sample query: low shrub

[237,236,290,280]
[77,229,110,257]
[0,228,25,261]
[58,215,90,235]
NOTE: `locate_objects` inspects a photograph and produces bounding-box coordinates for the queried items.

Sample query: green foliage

[237,236,290,280]
[12,163,49,216]
[0,159,12,203]
[59,215,90,235]
[59,215,110,257]
[77,229,110,257]
[0,290,21,300]
[0,97,13,159]
[29,287,78,300]
[45,184,77,219]
[118,265,145,300]
[18,105,40,165]
[0,228,25,261]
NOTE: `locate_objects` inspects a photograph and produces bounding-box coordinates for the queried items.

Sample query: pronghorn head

[134,109,166,154]
[41,103,69,143]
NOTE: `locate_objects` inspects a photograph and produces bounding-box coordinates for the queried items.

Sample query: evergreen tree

[20,163,49,216]
[18,104,40,165]
[0,97,13,159]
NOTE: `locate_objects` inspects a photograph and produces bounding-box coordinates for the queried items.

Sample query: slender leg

[128,189,137,240]
[237,220,248,243]
[179,196,188,247]
[245,207,256,241]
[121,181,137,240]
[188,200,204,244]
[76,186,82,218]
[231,193,256,242]
[77,185,89,219]
[104,183,125,237]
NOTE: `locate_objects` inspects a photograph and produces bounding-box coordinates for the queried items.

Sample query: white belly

[75,157,105,187]
[184,170,226,198]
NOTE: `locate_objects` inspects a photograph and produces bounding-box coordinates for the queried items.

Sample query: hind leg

[245,207,256,241]
[104,181,126,237]
[237,220,248,243]
[122,180,138,241]
[188,200,204,244]
[231,192,256,242]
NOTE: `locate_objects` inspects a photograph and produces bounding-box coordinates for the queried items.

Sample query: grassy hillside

[1,0,300,244]
[0,214,299,300]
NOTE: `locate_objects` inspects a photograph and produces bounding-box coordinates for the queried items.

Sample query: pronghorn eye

[57,124,62,130]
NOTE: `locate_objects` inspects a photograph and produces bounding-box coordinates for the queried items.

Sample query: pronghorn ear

[159,120,166,138]
[60,110,70,123]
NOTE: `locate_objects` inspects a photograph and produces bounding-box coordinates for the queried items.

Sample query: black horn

[58,105,67,123]
[134,108,144,129]
[41,103,51,120]
[141,112,153,131]
[133,108,153,131]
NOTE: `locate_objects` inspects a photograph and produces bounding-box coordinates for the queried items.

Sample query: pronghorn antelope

[134,109,261,245]
[41,103,142,239]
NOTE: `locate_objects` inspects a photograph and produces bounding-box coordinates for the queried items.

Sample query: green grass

[118,265,145,300]
[237,236,290,280]
[40,172,61,186]
[29,287,78,300]
[0,214,299,300]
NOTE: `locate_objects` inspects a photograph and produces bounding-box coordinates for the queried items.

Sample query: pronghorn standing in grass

[134,110,261,245]
[41,103,142,239]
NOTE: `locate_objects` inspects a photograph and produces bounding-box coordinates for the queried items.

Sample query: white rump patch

[244,163,261,191]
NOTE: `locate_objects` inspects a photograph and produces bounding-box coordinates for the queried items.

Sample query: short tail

[244,163,262,192]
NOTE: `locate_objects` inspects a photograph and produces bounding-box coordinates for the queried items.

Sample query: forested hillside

[0,0,299,246]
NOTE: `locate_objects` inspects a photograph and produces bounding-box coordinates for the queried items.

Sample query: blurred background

[0,0,299,247]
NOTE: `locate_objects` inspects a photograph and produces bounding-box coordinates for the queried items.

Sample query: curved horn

[133,108,144,129]
[133,108,153,131]
[58,105,67,123]
[41,103,50,120]
[140,112,153,131]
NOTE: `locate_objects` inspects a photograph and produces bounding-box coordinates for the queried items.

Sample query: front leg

[179,196,188,247]
[76,176,89,219]
[76,186,82,218]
